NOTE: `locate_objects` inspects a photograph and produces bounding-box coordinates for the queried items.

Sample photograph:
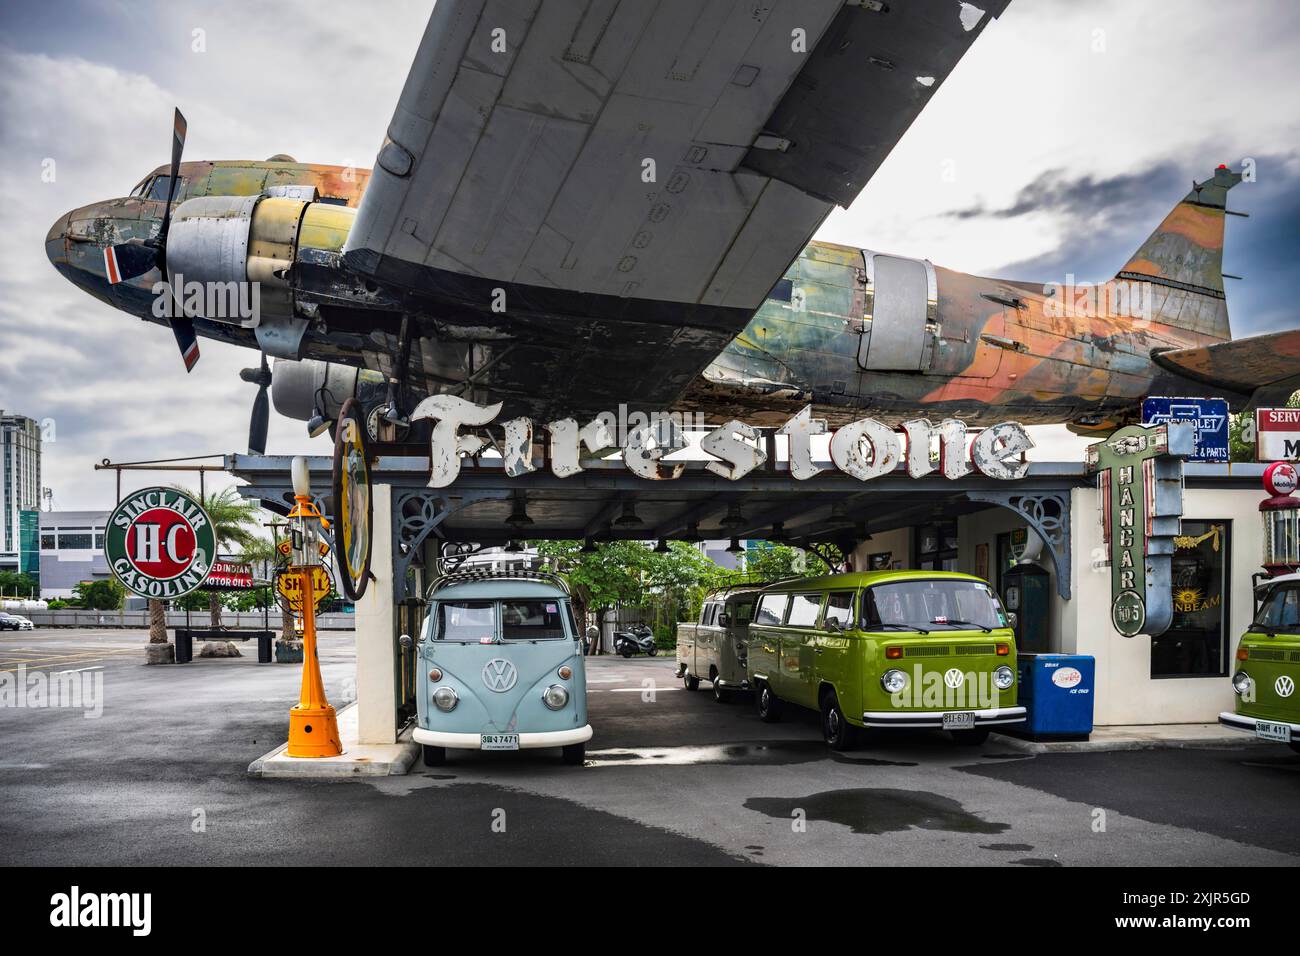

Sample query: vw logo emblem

[944,668,965,689]
[482,658,518,693]
[1277,675,1296,699]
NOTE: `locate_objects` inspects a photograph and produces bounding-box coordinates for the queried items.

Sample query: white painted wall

[354,483,397,745]
[1064,485,1259,726]
[850,526,913,571]
[956,485,1263,726]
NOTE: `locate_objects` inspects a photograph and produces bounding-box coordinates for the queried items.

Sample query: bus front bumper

[861,706,1027,729]
[413,725,593,750]
[1218,712,1299,740]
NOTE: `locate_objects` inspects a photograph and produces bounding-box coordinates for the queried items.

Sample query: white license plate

[942,712,975,730]
[1255,721,1292,743]
[480,733,520,751]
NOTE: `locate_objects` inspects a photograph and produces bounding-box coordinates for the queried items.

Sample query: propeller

[103,108,200,371]
[240,354,273,455]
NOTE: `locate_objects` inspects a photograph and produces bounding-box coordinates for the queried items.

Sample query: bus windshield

[865,579,1006,633]
[434,601,497,641]
[1254,584,1300,632]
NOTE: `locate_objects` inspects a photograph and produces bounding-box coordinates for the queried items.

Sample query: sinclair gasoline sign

[105,487,215,599]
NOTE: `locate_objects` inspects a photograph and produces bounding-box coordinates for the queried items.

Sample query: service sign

[1141,397,1228,463]
[1257,408,1300,462]
[105,487,215,599]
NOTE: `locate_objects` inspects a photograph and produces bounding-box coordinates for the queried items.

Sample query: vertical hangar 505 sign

[105,487,214,599]
[1087,422,1193,638]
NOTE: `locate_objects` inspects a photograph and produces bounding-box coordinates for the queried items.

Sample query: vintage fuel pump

[1255,462,1300,611]
[285,456,343,757]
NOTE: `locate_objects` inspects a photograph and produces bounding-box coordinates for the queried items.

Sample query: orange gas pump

[285,456,342,758]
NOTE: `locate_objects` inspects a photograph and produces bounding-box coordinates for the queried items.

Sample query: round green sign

[1111,589,1146,638]
[104,487,216,599]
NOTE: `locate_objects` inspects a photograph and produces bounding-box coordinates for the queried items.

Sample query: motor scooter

[613,622,657,658]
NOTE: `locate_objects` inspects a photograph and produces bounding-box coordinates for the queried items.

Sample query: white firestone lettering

[700,420,767,480]
[412,394,504,489]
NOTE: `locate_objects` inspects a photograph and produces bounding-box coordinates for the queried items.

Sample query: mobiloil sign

[104,487,215,599]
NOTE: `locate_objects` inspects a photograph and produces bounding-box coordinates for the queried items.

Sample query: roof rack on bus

[705,575,802,596]
[425,568,570,597]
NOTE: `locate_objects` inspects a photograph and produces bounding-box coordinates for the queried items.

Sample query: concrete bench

[173,628,275,664]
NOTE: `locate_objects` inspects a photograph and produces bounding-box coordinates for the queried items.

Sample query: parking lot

[1,628,1297,866]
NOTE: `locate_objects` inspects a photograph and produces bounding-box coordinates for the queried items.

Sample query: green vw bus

[1220,572,1300,752]
[412,570,591,766]
[746,571,1025,748]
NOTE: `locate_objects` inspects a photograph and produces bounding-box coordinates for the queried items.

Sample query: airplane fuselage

[46,158,1233,432]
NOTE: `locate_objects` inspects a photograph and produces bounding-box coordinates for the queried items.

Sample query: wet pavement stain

[1013,858,1062,867]
[981,753,1033,760]
[980,843,1034,851]
[587,740,918,767]
[744,788,1010,835]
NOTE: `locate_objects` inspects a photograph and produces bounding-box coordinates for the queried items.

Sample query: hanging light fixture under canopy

[613,499,643,528]
[505,494,534,530]
[720,501,746,530]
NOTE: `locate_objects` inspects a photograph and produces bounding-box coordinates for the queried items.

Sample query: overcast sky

[1,0,1297,511]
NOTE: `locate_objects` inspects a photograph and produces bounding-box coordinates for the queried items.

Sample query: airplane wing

[1153,328,1300,407]
[344,0,1009,416]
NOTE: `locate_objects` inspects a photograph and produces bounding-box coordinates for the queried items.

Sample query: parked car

[410,569,591,766]
[0,612,34,631]
[1219,572,1300,753]
[745,571,1025,749]
[676,586,761,702]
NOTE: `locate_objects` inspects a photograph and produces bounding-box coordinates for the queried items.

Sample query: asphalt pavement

[1,629,1296,866]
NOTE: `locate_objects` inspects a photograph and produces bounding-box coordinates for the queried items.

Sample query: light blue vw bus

[412,570,592,766]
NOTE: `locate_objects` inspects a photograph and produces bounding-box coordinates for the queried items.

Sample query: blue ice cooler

[1016,654,1095,739]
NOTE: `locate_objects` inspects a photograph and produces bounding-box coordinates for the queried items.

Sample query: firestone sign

[411,397,1035,490]
[105,487,215,599]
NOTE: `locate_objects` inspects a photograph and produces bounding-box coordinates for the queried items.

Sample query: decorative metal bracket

[964,490,1072,600]
[391,490,513,602]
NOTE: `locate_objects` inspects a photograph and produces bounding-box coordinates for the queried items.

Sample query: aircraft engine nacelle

[164,195,356,359]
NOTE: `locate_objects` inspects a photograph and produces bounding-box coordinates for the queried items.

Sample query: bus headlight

[543,684,569,710]
[880,669,908,694]
[1231,671,1252,696]
[994,666,1015,690]
[432,686,459,712]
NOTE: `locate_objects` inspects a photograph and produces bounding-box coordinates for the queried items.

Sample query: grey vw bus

[676,586,761,702]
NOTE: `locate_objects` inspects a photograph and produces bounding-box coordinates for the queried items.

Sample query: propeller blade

[170,317,200,372]
[156,108,188,268]
[244,354,272,455]
[103,242,158,285]
[249,384,269,455]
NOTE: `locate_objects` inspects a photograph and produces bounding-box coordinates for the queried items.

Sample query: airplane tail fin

[1115,165,1243,342]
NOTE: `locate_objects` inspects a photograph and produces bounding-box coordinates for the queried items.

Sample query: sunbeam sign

[105,487,215,599]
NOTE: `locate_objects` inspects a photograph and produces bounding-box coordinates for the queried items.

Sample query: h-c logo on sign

[133,523,189,564]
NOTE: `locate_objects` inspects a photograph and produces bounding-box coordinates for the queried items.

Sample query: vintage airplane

[45,0,1300,455]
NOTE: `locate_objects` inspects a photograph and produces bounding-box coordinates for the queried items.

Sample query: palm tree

[238,535,293,641]
[148,597,167,644]
[172,486,264,628]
